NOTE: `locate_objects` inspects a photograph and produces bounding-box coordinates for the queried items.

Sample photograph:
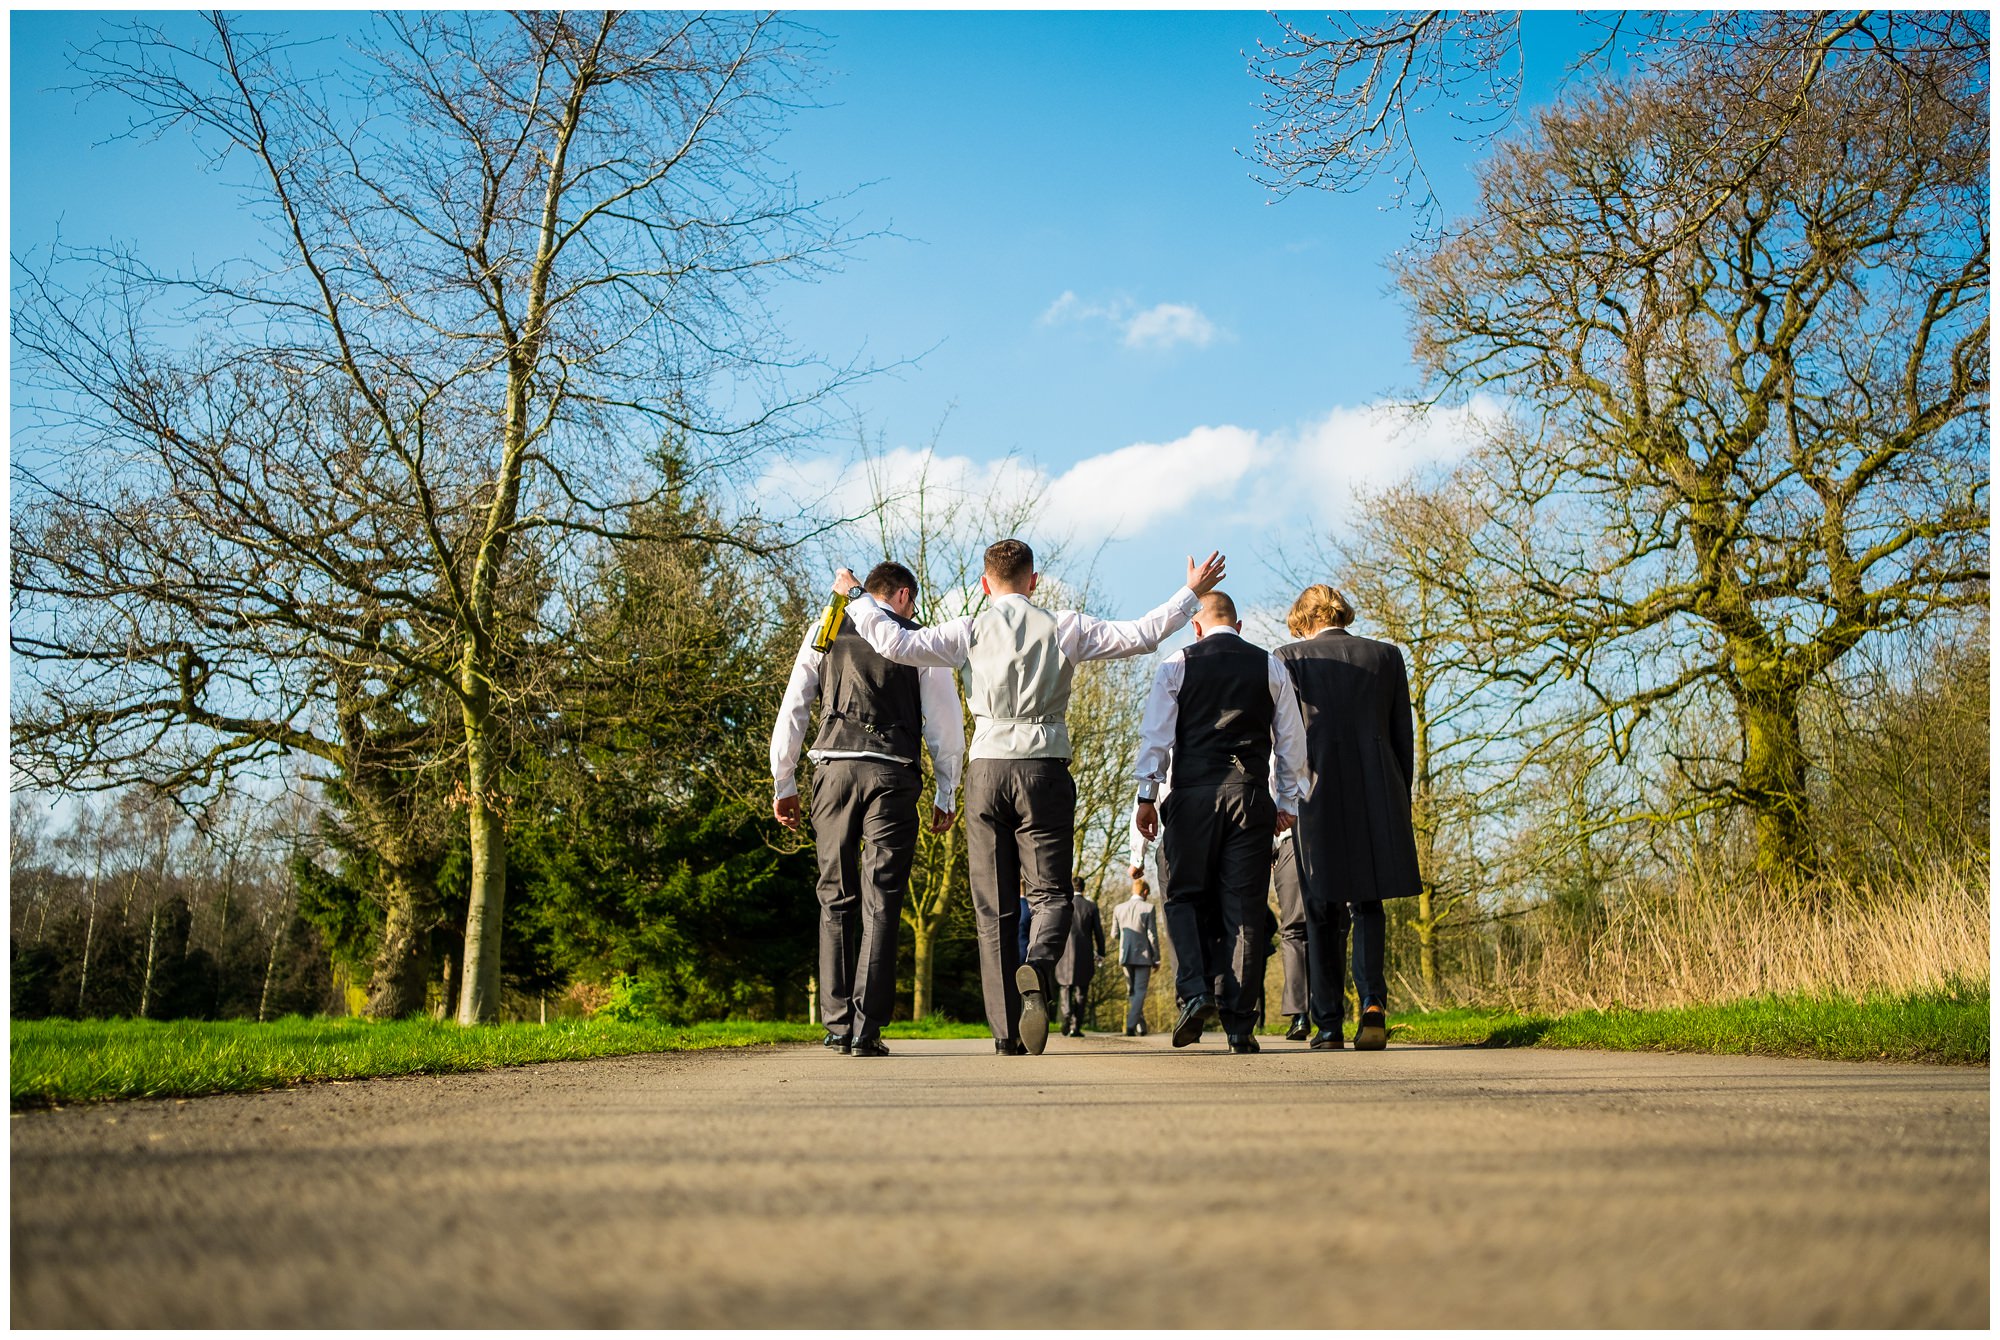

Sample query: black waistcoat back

[814,609,923,761]
[1172,634,1274,789]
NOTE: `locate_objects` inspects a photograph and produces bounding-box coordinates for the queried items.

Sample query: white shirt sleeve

[919,665,965,810]
[1132,652,1185,802]
[845,593,975,668]
[770,629,823,801]
[1058,585,1199,663]
[1268,653,1311,815]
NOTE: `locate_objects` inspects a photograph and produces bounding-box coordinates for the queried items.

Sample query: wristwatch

[844,584,865,600]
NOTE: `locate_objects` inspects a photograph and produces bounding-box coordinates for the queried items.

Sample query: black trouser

[1158,782,1275,1035]
[809,758,920,1044]
[1302,897,1388,1030]
[965,757,1076,1042]
[1060,975,1092,1030]
[1273,836,1309,1017]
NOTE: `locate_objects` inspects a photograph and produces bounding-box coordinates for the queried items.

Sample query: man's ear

[979,574,992,596]
[1231,620,1244,633]
[1026,571,1039,595]
[1191,618,1207,638]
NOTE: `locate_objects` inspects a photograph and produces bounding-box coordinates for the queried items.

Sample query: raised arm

[1060,551,1226,663]
[840,587,974,668]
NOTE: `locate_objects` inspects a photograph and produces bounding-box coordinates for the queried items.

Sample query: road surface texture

[11,1036,1988,1327]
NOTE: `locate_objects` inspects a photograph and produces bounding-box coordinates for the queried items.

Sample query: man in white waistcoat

[834,539,1225,1056]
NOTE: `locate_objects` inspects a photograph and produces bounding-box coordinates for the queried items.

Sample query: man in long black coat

[1275,584,1422,1050]
[1055,876,1106,1036]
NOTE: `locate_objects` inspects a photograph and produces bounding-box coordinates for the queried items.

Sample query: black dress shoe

[995,1038,1028,1055]
[1124,1025,1138,1037]
[1285,1014,1309,1042]
[1225,1034,1261,1054]
[1016,962,1051,1055]
[822,1030,851,1054]
[1309,1027,1345,1050]
[1355,1007,1388,1051]
[1171,994,1218,1049]
[849,1037,891,1058]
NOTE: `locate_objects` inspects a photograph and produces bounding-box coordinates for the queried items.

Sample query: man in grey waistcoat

[1112,876,1160,1035]
[1133,590,1308,1053]
[835,539,1225,1056]
[1055,875,1106,1037]
[772,561,963,1058]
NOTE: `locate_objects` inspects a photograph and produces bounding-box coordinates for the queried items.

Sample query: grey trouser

[1273,837,1310,1017]
[965,756,1076,1042]
[1123,964,1152,1031]
[809,758,920,1043]
[1159,782,1276,1034]
[1060,973,1093,1029]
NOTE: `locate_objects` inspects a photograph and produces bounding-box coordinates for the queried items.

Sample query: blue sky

[11,10,1586,624]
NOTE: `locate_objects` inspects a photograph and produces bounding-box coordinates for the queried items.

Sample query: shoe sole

[1171,1001,1217,1049]
[1354,1022,1388,1051]
[1015,964,1049,1056]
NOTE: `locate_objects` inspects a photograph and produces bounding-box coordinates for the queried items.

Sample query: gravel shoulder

[11,1035,1988,1327]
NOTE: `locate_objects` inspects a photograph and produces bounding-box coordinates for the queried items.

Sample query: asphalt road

[10,1035,1988,1327]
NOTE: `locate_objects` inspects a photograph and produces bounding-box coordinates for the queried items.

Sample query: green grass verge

[1376,979,1988,1065]
[10,1014,990,1108]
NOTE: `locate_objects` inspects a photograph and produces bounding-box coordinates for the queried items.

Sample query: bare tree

[16,11,852,1021]
[1252,11,1987,232]
[1389,30,1988,876]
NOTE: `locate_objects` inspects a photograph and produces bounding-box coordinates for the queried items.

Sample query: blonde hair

[1133,877,1152,899]
[1287,583,1355,637]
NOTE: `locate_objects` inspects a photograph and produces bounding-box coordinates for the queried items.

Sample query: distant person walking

[1056,876,1106,1037]
[1113,877,1161,1035]
[835,541,1225,1057]
[1133,590,1308,1054]
[771,561,963,1058]
[1275,584,1421,1051]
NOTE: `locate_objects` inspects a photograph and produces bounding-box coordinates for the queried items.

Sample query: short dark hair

[1199,590,1239,624]
[1072,875,1086,892]
[864,561,918,600]
[984,538,1034,584]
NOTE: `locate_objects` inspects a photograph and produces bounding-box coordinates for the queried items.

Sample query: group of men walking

[770,538,1420,1057]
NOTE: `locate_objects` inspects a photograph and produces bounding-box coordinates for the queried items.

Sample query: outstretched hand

[1186,550,1226,596]
[831,567,860,597]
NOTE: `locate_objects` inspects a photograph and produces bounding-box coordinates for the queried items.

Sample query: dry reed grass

[1431,863,1989,1014]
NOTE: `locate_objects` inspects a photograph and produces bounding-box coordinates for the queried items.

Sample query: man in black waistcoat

[771,561,964,1057]
[1055,875,1106,1036]
[1132,591,1308,1054]
[1275,583,1421,1051]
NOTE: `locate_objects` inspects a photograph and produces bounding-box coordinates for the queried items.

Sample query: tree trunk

[1415,884,1439,996]
[138,903,160,1018]
[455,708,507,1025]
[366,869,434,1018]
[911,914,938,1020]
[437,947,457,1020]
[258,917,282,1022]
[76,883,98,1015]
[1741,683,1813,879]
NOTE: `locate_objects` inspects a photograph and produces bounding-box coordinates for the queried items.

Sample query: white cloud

[1039,291,1223,351]
[1121,303,1217,350]
[1041,424,1258,540]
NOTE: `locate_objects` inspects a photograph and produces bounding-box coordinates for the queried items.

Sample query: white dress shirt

[844,586,1201,671]
[1130,627,1309,813]
[769,626,965,810]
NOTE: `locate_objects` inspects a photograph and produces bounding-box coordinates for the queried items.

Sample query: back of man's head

[1072,874,1085,893]
[1199,590,1239,625]
[864,561,918,601]
[984,538,1034,589]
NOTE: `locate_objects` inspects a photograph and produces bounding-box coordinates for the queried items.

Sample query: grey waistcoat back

[965,599,1072,760]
